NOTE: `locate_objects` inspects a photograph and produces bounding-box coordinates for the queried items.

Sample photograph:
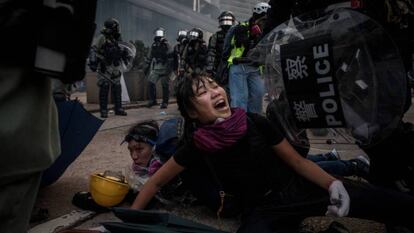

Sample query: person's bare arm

[272,139,336,190]
[131,157,185,209]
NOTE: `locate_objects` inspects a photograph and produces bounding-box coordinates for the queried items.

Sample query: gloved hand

[88,62,98,72]
[205,65,214,74]
[232,57,241,65]
[178,68,185,76]
[326,180,350,217]
[100,63,107,74]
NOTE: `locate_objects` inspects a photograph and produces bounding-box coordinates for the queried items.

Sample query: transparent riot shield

[119,41,137,72]
[250,8,407,150]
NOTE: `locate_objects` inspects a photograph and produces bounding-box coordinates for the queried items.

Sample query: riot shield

[119,41,137,72]
[250,8,407,149]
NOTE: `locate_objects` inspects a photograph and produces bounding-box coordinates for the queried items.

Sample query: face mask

[220,25,231,31]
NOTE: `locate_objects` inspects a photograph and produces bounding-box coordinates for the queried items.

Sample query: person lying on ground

[130,73,414,232]
[307,149,370,180]
[124,120,193,206]
[123,120,162,187]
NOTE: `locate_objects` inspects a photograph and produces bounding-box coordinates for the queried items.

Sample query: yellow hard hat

[89,171,129,207]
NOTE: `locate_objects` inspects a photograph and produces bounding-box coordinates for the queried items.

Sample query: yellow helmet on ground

[89,171,129,207]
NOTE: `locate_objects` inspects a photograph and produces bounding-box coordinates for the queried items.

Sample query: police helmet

[177,29,188,41]
[188,28,203,41]
[218,11,235,26]
[253,2,271,14]
[154,27,166,38]
[102,18,120,35]
[178,29,187,37]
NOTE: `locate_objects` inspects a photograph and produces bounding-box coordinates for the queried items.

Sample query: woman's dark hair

[175,72,215,142]
[125,120,159,143]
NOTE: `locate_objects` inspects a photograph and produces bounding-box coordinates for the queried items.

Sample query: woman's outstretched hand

[326,180,350,217]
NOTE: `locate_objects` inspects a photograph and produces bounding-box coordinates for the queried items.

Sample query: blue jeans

[307,153,355,177]
[229,64,264,114]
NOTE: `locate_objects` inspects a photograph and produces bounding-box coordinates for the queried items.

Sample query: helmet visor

[155,30,165,37]
[178,30,187,36]
[189,31,200,38]
[220,19,234,26]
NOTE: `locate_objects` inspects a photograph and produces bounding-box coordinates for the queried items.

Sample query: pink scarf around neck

[193,108,247,153]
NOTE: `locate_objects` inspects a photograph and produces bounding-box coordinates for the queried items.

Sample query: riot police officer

[180,28,208,76]
[89,18,129,118]
[145,27,172,109]
[173,29,188,74]
[206,11,236,85]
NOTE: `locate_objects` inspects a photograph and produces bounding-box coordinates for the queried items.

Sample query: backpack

[155,117,184,163]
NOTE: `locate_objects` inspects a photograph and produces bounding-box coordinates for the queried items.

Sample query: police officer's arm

[131,157,185,209]
[206,34,217,72]
[179,43,190,72]
[222,25,236,61]
[200,42,209,67]
[143,45,153,74]
[88,35,106,72]
[165,41,175,71]
[93,35,106,59]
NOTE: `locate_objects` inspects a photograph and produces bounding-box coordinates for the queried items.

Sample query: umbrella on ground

[41,99,104,186]
[102,207,229,233]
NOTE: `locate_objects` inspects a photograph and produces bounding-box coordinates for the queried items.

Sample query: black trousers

[237,178,414,233]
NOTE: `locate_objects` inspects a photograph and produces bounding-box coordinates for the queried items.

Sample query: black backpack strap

[201,155,226,220]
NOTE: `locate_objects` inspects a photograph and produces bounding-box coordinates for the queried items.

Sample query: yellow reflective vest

[227,22,249,66]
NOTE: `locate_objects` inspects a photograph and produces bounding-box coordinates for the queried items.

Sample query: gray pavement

[32,91,414,233]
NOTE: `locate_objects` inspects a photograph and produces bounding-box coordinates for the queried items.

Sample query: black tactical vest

[102,39,123,66]
[215,30,226,59]
[151,41,168,61]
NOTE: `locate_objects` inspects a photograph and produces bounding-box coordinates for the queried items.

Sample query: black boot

[146,82,157,108]
[113,83,127,116]
[100,110,108,118]
[99,83,110,118]
[160,78,169,109]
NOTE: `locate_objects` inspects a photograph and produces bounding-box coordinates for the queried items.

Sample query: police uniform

[91,18,128,118]
[146,37,172,108]
[172,30,188,73]
[207,30,228,83]
[207,11,235,85]
[180,28,208,75]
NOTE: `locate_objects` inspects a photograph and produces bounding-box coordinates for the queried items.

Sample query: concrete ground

[32,91,414,233]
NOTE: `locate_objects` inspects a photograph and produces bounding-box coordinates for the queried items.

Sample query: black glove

[88,61,98,72]
[205,65,214,73]
[121,48,130,63]
[206,67,215,77]
[232,58,240,65]
[100,63,107,73]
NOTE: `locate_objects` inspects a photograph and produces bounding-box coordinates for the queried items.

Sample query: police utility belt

[153,58,167,64]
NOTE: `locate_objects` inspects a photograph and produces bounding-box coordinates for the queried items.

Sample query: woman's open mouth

[214,99,227,110]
